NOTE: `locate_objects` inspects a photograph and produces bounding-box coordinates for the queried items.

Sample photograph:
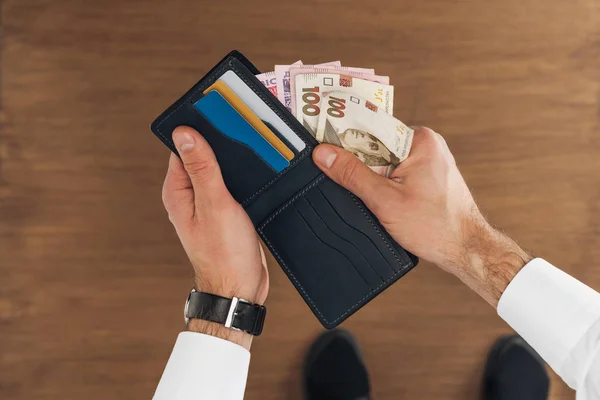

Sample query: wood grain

[1,0,599,399]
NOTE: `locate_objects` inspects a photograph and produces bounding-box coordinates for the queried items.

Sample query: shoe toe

[304,329,370,400]
[484,335,549,400]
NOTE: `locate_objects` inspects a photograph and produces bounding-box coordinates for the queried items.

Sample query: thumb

[313,144,391,212]
[162,153,194,225]
[172,126,231,210]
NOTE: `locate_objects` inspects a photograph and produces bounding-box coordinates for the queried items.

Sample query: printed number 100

[302,87,320,116]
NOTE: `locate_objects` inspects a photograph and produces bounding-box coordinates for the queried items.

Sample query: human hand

[162,126,269,349]
[312,127,532,307]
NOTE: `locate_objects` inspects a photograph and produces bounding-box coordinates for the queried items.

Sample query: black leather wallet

[150,50,418,328]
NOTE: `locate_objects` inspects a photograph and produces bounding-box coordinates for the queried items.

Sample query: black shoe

[303,329,370,400]
[483,335,550,400]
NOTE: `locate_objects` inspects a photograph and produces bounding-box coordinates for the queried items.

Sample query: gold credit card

[203,81,295,161]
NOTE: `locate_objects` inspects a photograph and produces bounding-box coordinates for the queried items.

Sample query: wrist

[448,218,533,307]
[187,319,253,351]
[187,276,267,351]
[194,271,268,306]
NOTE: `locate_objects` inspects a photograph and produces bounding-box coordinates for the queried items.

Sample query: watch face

[184,288,196,325]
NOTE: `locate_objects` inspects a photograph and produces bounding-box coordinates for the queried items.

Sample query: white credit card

[218,70,307,152]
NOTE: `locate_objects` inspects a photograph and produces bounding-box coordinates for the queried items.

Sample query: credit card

[203,81,294,161]
[218,70,307,152]
[194,91,290,173]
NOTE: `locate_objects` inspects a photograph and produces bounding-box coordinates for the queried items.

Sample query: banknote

[290,65,376,76]
[315,91,413,177]
[289,68,390,119]
[294,74,394,136]
[255,71,278,97]
[274,60,303,108]
[290,67,387,84]
[274,61,341,112]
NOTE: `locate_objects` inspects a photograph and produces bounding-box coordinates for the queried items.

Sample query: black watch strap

[185,290,266,336]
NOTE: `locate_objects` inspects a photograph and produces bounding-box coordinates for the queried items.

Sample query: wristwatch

[184,289,267,336]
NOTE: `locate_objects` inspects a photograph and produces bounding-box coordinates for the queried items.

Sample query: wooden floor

[1,0,599,399]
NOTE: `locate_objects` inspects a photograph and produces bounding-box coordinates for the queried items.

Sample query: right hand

[312,127,532,307]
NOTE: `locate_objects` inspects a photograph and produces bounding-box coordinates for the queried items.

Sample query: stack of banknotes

[256,61,414,176]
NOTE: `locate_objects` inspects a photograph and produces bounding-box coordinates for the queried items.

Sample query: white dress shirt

[498,258,600,399]
[153,258,600,399]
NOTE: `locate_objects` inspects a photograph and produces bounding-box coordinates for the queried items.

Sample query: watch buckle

[184,288,196,326]
[224,297,250,330]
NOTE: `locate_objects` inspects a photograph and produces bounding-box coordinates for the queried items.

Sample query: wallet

[150,50,418,328]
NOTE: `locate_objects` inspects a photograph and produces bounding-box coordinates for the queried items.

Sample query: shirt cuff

[153,331,250,400]
[497,258,600,385]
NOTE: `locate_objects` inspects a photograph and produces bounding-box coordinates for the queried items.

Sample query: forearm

[446,218,533,308]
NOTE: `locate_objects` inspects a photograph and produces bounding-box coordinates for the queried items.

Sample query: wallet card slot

[260,203,373,323]
[305,188,397,281]
[317,179,414,272]
[193,91,290,173]
[295,197,384,290]
[154,99,279,204]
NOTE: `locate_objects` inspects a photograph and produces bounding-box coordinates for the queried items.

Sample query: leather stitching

[259,175,326,227]
[349,193,407,265]
[153,58,312,206]
[258,177,413,325]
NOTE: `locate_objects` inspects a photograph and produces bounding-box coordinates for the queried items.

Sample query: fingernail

[174,131,195,152]
[314,147,337,169]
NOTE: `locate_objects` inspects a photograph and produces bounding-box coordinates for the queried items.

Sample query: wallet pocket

[153,99,279,203]
[258,176,414,328]
[151,56,317,207]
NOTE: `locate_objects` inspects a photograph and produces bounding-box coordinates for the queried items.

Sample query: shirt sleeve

[497,258,600,399]
[153,331,250,400]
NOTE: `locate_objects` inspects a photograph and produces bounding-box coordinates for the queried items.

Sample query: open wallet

[150,50,418,328]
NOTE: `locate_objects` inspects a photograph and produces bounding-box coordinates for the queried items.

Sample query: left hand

[162,126,269,348]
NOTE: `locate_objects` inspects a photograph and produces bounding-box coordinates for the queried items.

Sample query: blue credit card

[194,91,290,173]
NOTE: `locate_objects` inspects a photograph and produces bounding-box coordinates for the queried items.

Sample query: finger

[408,126,439,156]
[162,153,194,224]
[171,126,232,211]
[390,126,439,175]
[434,131,457,164]
[408,126,454,162]
[313,144,393,212]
